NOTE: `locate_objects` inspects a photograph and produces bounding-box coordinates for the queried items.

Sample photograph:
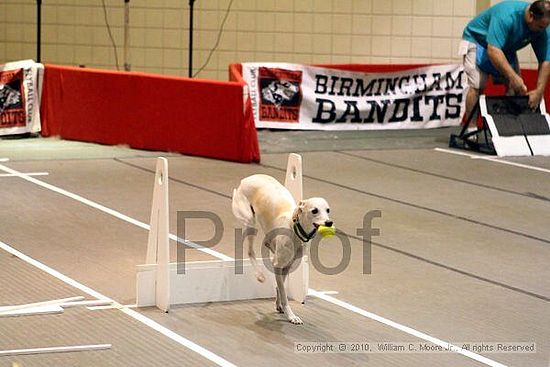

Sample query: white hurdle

[284,153,309,304]
[136,154,309,312]
[136,158,171,312]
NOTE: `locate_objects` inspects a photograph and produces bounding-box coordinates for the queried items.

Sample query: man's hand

[487,45,528,94]
[510,74,528,95]
[528,61,550,110]
[527,89,544,110]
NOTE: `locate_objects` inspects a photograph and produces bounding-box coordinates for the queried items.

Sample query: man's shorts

[458,40,520,91]
[458,40,488,90]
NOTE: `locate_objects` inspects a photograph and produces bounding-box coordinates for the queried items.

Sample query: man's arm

[527,61,550,109]
[487,44,528,94]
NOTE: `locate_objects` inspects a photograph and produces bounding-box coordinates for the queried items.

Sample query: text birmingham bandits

[312,70,465,124]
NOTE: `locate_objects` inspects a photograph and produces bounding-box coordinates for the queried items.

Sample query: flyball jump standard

[450,95,550,157]
[136,154,311,312]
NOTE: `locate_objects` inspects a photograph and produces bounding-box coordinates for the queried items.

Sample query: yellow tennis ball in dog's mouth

[317,225,336,238]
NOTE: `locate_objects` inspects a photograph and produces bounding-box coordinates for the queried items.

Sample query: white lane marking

[314,290,339,295]
[0,163,232,262]
[476,158,550,173]
[87,304,137,311]
[434,148,550,174]
[0,158,9,162]
[308,289,507,367]
[0,172,49,177]
[0,344,112,357]
[0,240,237,367]
[0,161,506,367]
[60,300,113,308]
[0,296,83,312]
[434,148,485,158]
[0,305,64,318]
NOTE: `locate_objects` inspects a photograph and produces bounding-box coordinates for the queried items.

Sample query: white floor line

[476,157,550,173]
[0,305,64,318]
[0,344,112,357]
[0,161,506,367]
[0,240,237,367]
[60,300,113,308]
[434,148,550,174]
[434,148,485,158]
[87,304,137,311]
[0,172,49,177]
[308,290,507,367]
[0,296,83,313]
[314,290,339,295]
[0,158,9,162]
[0,163,231,262]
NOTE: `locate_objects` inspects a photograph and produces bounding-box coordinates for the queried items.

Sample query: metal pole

[36,0,42,63]
[124,0,131,71]
[188,0,195,78]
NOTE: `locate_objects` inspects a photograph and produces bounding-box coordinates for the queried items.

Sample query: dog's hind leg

[246,229,266,283]
[232,188,265,282]
[275,268,302,324]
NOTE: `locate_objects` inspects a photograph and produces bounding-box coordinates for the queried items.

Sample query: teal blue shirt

[463,0,550,72]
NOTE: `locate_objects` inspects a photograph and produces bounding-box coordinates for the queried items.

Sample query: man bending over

[460,0,550,125]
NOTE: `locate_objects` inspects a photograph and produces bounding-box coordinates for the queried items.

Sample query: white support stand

[284,153,309,304]
[136,154,309,311]
[136,158,170,312]
[284,153,303,201]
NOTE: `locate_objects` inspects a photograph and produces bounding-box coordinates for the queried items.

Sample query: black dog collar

[293,221,317,242]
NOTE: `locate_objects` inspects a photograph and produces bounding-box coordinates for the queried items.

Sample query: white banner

[0,59,44,136]
[242,63,467,130]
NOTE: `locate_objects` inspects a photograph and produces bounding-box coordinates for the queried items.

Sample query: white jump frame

[136,154,309,312]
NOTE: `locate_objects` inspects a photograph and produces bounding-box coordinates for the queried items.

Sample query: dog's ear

[292,200,306,222]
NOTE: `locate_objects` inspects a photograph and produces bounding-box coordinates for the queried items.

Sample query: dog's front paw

[289,315,303,325]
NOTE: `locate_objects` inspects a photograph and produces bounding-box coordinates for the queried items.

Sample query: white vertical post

[284,153,303,201]
[284,153,309,303]
[145,157,170,312]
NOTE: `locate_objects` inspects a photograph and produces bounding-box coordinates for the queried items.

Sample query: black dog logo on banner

[0,83,22,115]
[261,80,299,109]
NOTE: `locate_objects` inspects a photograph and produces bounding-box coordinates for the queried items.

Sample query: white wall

[0,0,538,80]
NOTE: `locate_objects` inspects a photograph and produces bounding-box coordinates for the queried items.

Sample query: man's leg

[464,86,480,127]
[461,41,486,127]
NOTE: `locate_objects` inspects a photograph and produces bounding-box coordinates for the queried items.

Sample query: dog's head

[292,197,332,233]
